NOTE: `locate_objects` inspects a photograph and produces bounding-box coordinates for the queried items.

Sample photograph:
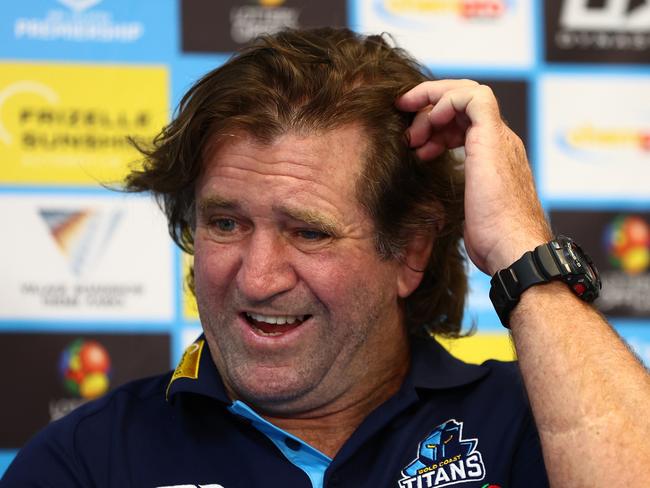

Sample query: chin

[233,374,316,410]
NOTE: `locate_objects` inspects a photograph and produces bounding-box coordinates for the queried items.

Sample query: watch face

[570,241,599,283]
[557,236,602,299]
[558,239,582,271]
[567,240,583,263]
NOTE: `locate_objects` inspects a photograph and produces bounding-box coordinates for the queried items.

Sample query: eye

[203,217,248,242]
[212,218,237,232]
[296,229,330,241]
[291,228,335,252]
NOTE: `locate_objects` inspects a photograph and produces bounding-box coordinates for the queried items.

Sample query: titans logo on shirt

[399,419,486,488]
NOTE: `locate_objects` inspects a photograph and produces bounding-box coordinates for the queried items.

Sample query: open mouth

[242,312,311,337]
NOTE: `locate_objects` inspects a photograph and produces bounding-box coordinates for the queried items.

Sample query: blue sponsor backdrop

[0,0,177,61]
[1,0,649,475]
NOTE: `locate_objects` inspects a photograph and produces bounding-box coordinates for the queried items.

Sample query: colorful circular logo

[604,215,650,274]
[59,339,111,399]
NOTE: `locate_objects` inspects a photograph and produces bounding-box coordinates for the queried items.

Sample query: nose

[236,229,298,303]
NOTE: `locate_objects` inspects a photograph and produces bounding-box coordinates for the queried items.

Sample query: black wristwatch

[489,236,601,328]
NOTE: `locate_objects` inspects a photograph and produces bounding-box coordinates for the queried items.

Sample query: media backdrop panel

[1,0,648,475]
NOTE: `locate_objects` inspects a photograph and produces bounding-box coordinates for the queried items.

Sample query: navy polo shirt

[1,335,548,488]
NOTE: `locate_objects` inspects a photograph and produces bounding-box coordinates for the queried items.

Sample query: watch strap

[489,237,601,328]
[489,243,562,328]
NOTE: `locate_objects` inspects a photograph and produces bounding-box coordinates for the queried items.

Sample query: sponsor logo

[0,332,171,447]
[171,339,205,383]
[604,215,650,274]
[20,283,144,309]
[557,124,650,157]
[0,195,173,321]
[540,76,650,200]
[379,0,507,19]
[181,0,346,53]
[560,0,650,33]
[167,339,205,398]
[0,63,167,184]
[13,0,144,43]
[48,397,87,422]
[546,0,650,62]
[356,0,531,67]
[550,210,650,318]
[230,0,300,44]
[0,79,150,153]
[39,207,122,276]
[57,0,103,13]
[598,217,650,315]
[59,339,111,399]
[50,338,112,421]
[373,0,509,29]
[0,80,59,145]
[20,206,142,309]
[399,419,486,487]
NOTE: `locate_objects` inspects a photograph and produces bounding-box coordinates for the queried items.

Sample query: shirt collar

[166,333,490,403]
[408,335,490,390]
[166,335,230,403]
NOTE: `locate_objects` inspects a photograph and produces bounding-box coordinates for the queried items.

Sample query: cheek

[193,239,239,293]
[301,251,399,309]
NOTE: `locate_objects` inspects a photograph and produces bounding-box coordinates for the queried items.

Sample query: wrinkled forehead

[200,124,371,183]
[193,125,377,235]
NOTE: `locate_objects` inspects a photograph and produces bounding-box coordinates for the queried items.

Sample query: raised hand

[397,80,551,275]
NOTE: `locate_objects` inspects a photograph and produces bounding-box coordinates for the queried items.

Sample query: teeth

[245,312,306,325]
[257,330,283,337]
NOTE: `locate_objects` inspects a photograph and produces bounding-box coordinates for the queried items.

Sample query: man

[2,28,648,488]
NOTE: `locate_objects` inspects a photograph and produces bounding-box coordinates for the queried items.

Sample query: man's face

[193,126,410,414]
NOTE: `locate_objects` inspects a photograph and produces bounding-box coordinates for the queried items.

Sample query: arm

[397,80,650,487]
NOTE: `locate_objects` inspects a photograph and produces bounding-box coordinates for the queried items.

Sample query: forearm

[396,79,650,485]
[510,282,650,486]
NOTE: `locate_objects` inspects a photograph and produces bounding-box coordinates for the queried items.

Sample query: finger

[426,87,477,128]
[407,87,477,146]
[396,79,479,112]
[404,84,499,148]
[415,140,447,161]
[407,105,471,149]
[454,112,472,134]
[407,106,434,147]
[413,130,466,160]
[427,84,499,128]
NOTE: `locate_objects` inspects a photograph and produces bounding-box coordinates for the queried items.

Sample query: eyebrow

[197,196,240,214]
[273,204,341,236]
[197,196,341,236]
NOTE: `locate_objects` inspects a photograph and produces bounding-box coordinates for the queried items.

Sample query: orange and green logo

[604,215,650,275]
[59,339,111,399]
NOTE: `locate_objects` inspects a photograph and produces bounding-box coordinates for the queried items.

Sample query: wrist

[485,232,551,277]
[489,236,601,328]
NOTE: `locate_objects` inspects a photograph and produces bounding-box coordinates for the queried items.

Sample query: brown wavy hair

[126,27,467,337]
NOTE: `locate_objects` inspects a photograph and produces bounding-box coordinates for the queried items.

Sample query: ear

[396,232,434,298]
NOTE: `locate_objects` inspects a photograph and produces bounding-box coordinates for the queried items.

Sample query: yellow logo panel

[0,63,168,185]
[437,333,517,364]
